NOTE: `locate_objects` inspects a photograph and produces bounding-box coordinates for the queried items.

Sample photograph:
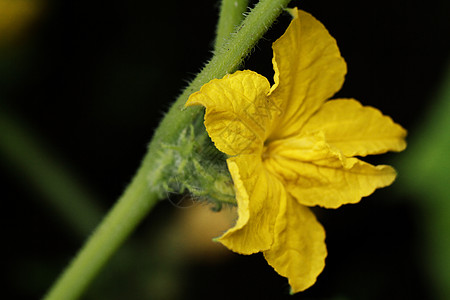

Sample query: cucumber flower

[186,8,406,293]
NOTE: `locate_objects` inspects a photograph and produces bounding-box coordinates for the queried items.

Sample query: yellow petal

[217,154,285,254]
[264,133,397,208]
[263,197,326,293]
[267,8,347,140]
[301,99,407,156]
[186,70,277,156]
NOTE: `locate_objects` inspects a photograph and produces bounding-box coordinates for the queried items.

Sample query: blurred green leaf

[396,60,450,300]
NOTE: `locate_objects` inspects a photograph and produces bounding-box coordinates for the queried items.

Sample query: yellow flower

[186,8,406,293]
[0,0,43,44]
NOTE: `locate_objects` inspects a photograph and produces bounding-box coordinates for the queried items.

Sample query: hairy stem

[44,0,291,299]
[44,158,159,300]
[147,0,291,178]
[215,0,249,50]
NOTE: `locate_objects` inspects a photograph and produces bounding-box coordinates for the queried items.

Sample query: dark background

[1,0,449,299]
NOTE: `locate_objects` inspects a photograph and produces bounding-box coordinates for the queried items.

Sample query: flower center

[261,141,288,185]
[262,141,272,161]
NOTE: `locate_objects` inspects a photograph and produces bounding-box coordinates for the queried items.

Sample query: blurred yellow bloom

[0,0,42,44]
[186,8,406,293]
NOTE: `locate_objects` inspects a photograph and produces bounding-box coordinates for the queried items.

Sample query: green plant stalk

[146,0,291,169]
[215,0,249,50]
[44,0,291,299]
[44,159,159,300]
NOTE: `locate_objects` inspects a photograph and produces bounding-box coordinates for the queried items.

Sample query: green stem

[215,0,249,50]
[44,0,291,299]
[146,0,291,170]
[44,157,159,300]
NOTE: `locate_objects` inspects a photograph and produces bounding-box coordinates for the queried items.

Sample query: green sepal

[151,123,236,209]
